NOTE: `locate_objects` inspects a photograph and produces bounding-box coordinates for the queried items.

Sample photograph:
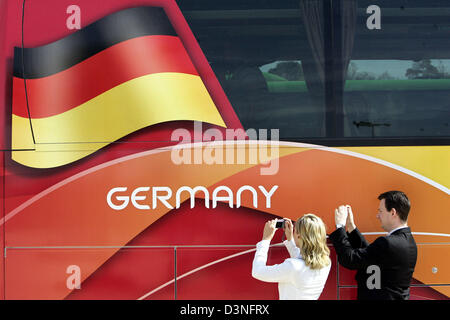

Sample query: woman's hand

[284,218,294,241]
[262,219,277,241]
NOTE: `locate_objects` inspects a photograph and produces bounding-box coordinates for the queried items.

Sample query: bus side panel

[0,152,4,300]
[0,0,23,150]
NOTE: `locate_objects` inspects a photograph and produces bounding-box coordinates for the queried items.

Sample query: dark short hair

[378,191,411,222]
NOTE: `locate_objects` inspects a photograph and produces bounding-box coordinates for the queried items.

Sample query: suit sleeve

[252,240,294,283]
[329,228,388,270]
[347,228,370,249]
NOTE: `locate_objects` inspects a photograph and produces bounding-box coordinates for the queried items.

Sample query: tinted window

[179,0,450,144]
[343,0,450,138]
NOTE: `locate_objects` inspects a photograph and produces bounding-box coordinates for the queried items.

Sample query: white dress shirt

[388,225,408,236]
[252,239,331,300]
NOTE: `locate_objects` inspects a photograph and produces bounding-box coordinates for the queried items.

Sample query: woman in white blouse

[252,214,331,300]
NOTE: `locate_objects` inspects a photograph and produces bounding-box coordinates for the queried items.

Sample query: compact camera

[275,219,286,229]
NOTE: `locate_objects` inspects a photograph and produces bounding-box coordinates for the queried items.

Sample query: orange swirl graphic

[4,142,449,298]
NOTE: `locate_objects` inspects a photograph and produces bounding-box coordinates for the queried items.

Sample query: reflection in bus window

[180,0,450,143]
[343,1,450,138]
[182,1,327,139]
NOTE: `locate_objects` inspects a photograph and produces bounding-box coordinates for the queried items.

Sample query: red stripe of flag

[13,35,198,119]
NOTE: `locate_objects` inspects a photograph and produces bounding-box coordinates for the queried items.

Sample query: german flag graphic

[12,6,226,168]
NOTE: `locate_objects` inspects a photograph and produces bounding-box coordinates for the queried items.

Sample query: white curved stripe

[1,139,283,225]
[263,140,449,195]
[172,139,450,194]
[410,294,435,300]
[5,230,450,249]
[363,232,450,238]
[137,246,262,300]
[317,146,450,195]
[361,232,387,235]
[1,140,264,225]
[412,232,450,238]
[0,146,171,226]
[2,140,448,226]
[136,229,450,300]
[137,230,450,299]
[361,232,450,238]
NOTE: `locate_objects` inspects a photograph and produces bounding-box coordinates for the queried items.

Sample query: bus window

[342,0,450,139]
[180,0,327,140]
[180,0,450,145]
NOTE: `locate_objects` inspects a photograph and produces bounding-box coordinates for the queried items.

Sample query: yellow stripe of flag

[12,73,226,168]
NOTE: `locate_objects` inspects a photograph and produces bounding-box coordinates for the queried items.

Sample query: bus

[0,0,449,299]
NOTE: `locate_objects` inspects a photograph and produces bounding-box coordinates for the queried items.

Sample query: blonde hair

[295,214,331,270]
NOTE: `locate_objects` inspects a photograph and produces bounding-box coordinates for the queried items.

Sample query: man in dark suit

[329,191,417,300]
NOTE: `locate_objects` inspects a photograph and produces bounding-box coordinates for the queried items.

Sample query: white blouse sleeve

[251,240,294,283]
[283,239,301,258]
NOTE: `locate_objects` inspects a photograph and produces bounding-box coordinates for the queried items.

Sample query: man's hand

[335,205,348,227]
[283,218,294,241]
[346,205,356,233]
[262,219,277,241]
